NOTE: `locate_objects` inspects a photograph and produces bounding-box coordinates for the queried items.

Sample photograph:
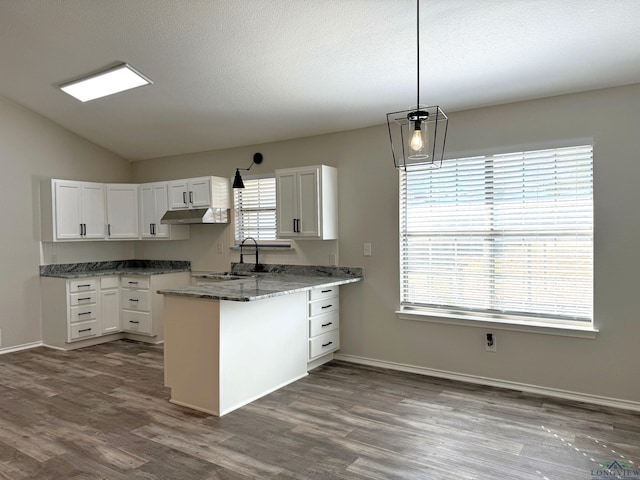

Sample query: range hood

[160,208,229,224]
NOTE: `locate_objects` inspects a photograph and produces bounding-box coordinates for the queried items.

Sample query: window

[400,145,593,326]
[233,175,289,246]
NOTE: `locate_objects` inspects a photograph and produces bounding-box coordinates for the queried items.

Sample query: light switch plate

[363,243,372,256]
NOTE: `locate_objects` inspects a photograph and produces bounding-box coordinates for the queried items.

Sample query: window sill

[396,309,598,339]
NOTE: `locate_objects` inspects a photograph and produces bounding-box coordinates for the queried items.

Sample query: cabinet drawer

[121,289,150,311]
[100,276,119,289]
[309,330,339,359]
[69,320,98,340]
[309,286,339,301]
[69,292,97,306]
[309,311,339,337]
[122,310,152,335]
[309,297,339,317]
[69,305,97,323]
[120,276,150,289]
[69,279,97,293]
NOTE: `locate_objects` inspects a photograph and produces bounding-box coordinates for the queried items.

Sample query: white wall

[131,146,340,271]
[133,84,640,403]
[0,95,131,349]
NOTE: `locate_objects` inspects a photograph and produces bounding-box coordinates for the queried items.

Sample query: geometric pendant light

[386,0,448,170]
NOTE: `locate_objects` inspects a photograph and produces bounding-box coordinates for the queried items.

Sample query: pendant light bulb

[410,125,424,152]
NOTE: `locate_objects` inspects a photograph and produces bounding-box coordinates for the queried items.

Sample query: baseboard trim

[334,353,640,413]
[0,341,43,355]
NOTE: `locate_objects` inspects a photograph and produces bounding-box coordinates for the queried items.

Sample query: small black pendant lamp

[386,0,448,170]
[233,153,264,189]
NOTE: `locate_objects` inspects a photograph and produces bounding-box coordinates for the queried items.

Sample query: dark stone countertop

[40,260,190,279]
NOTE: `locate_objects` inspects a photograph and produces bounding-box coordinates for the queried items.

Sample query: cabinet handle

[151,223,155,235]
[129,320,140,324]
[321,304,333,309]
[321,322,333,327]
[292,219,296,233]
[78,328,92,333]
[107,224,111,236]
[77,284,91,288]
[80,224,83,236]
[322,341,333,347]
[321,289,333,293]
[128,281,139,285]
[78,297,91,301]
[189,191,193,204]
[78,311,91,316]
[129,299,139,302]
[183,192,187,204]
[83,223,87,236]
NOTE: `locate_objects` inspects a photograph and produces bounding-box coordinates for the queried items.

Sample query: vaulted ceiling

[1,0,639,161]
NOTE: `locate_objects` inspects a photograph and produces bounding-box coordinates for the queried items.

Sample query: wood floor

[0,340,638,479]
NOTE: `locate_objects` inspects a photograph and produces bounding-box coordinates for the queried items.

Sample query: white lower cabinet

[121,276,152,335]
[307,286,340,367]
[41,271,190,350]
[100,276,121,334]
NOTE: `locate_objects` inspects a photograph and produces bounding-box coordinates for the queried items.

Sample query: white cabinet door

[53,180,105,240]
[168,180,189,210]
[107,184,139,239]
[139,184,155,238]
[167,177,228,211]
[140,183,171,238]
[276,171,298,237]
[296,168,320,237]
[188,177,212,208]
[54,181,83,239]
[81,183,106,239]
[276,166,331,239]
[153,184,170,237]
[100,288,120,334]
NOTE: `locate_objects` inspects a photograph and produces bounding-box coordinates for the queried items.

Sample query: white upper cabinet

[275,165,337,240]
[47,180,106,241]
[139,182,189,240]
[167,176,230,211]
[106,184,139,239]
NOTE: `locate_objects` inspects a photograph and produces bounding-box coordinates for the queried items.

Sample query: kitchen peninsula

[158,264,362,416]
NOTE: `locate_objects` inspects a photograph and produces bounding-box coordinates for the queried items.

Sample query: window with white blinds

[400,145,593,325]
[234,175,289,246]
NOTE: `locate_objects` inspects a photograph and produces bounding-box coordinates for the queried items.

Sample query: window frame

[232,173,291,247]
[398,144,595,333]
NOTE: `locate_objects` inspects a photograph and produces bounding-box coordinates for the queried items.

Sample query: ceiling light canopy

[387,0,448,170]
[59,63,152,102]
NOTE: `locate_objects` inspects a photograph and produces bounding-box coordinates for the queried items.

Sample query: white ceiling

[1,0,639,161]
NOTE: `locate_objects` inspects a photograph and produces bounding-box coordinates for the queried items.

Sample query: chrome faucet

[239,237,259,267]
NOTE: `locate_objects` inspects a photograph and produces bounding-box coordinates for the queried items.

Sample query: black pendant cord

[416,0,420,110]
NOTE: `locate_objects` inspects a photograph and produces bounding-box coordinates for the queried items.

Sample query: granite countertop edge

[41,267,192,279]
[158,276,361,302]
[40,260,192,278]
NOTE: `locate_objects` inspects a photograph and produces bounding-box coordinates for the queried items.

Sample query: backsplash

[231,263,362,278]
[40,241,135,265]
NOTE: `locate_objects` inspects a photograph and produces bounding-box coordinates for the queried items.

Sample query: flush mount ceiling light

[233,153,264,189]
[386,0,448,170]
[59,63,152,102]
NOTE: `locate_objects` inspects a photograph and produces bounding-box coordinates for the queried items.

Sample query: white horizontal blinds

[234,177,277,242]
[400,145,593,323]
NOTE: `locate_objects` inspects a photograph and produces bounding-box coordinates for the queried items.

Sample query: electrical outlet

[329,253,337,266]
[217,241,223,254]
[485,333,497,352]
[363,243,372,257]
